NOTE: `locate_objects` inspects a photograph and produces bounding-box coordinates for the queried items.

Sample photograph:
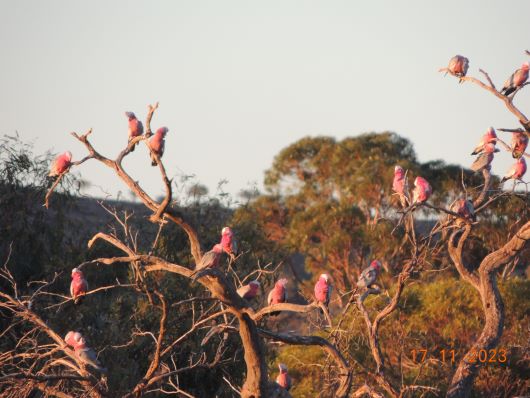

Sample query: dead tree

[1,103,352,398]
[441,50,530,397]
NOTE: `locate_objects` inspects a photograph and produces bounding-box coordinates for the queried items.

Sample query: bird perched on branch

[70,268,88,305]
[357,260,382,290]
[446,55,469,81]
[500,62,529,96]
[64,331,106,373]
[450,198,475,226]
[471,127,497,155]
[267,278,288,316]
[192,244,223,280]
[392,165,409,207]
[237,280,261,300]
[74,335,106,373]
[220,226,238,259]
[501,158,527,183]
[47,151,72,184]
[471,143,498,173]
[275,363,292,391]
[511,132,529,159]
[149,127,168,166]
[412,176,432,204]
[125,111,143,152]
[314,273,332,308]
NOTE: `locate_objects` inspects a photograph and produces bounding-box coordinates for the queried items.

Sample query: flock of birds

[445,55,528,181]
[51,56,529,392]
[68,225,384,391]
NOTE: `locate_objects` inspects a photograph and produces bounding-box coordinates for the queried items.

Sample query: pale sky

[1,1,529,203]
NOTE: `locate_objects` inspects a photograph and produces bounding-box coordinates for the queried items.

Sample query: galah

[471,127,497,155]
[314,273,332,307]
[450,198,475,224]
[125,111,144,152]
[447,55,469,80]
[511,132,529,159]
[74,336,106,373]
[193,244,223,275]
[501,158,527,183]
[267,278,287,316]
[412,176,432,204]
[70,268,88,305]
[48,151,72,181]
[275,363,292,391]
[357,260,382,289]
[471,143,498,173]
[392,165,409,207]
[237,280,260,300]
[500,62,530,96]
[149,127,168,166]
[220,226,238,259]
[64,331,83,350]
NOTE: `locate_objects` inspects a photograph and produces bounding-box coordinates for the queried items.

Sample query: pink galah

[220,226,238,259]
[471,127,497,155]
[149,127,168,166]
[74,335,106,373]
[450,198,475,225]
[511,132,529,159]
[392,165,409,206]
[501,62,530,96]
[471,143,499,173]
[64,331,83,350]
[447,55,469,79]
[195,244,223,272]
[357,260,382,289]
[275,363,292,391]
[501,158,527,183]
[237,280,261,300]
[314,273,332,307]
[125,111,144,152]
[267,278,287,316]
[70,268,88,305]
[48,151,72,181]
[412,176,432,204]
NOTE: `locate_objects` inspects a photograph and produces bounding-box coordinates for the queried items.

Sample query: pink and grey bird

[412,176,432,204]
[471,143,498,173]
[73,334,106,373]
[64,331,83,350]
[471,127,497,155]
[149,127,168,166]
[511,132,529,159]
[450,198,475,225]
[447,55,469,80]
[501,158,527,183]
[192,244,223,280]
[70,268,88,305]
[392,165,409,206]
[220,226,238,259]
[275,363,292,391]
[125,112,144,152]
[500,62,530,96]
[314,273,332,307]
[237,280,261,300]
[48,151,72,182]
[267,278,287,316]
[357,260,382,289]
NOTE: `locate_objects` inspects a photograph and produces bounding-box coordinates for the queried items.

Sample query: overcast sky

[1,0,529,203]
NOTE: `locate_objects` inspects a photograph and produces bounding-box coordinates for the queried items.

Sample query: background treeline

[0,132,528,397]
